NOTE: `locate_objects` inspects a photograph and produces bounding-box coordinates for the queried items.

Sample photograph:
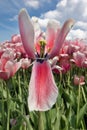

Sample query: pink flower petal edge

[49,19,75,58]
[18,9,35,59]
[5,60,21,77]
[0,71,10,80]
[28,61,58,111]
[46,20,60,52]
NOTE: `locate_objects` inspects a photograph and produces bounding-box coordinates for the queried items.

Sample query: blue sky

[0,0,87,42]
[0,0,58,42]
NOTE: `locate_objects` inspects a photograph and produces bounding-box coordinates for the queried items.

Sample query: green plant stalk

[15,109,30,130]
[81,120,85,130]
[23,69,27,84]
[81,87,86,103]
[7,88,10,130]
[23,124,27,130]
[59,71,62,85]
[38,112,44,130]
[76,84,81,126]
[12,77,17,97]
[1,81,5,129]
[18,74,23,114]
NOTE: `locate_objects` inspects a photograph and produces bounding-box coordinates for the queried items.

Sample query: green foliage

[0,67,87,130]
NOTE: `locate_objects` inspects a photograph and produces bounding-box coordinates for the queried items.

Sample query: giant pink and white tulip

[18,8,75,111]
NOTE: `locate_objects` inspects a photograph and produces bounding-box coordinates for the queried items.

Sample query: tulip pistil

[40,40,46,58]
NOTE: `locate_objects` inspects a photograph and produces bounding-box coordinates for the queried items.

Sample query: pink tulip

[0,59,21,80]
[59,59,70,73]
[0,34,29,80]
[73,51,86,67]
[11,34,22,43]
[20,58,31,69]
[1,36,28,59]
[52,65,63,74]
[49,56,59,67]
[18,8,75,111]
[1,48,16,60]
[82,60,87,68]
[68,43,80,55]
[74,75,85,86]
[60,39,86,56]
[11,35,28,58]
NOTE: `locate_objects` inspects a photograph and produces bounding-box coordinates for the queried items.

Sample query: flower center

[36,40,48,63]
[39,40,46,58]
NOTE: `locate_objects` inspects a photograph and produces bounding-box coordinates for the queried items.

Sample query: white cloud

[83,8,87,17]
[9,15,18,21]
[32,16,61,31]
[42,0,87,22]
[32,16,49,29]
[24,0,40,9]
[41,0,87,40]
[57,0,67,7]
[38,18,49,29]
[41,10,61,19]
[75,21,87,31]
[67,29,87,40]
[23,0,53,9]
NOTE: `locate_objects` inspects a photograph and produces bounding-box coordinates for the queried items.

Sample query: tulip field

[0,8,87,130]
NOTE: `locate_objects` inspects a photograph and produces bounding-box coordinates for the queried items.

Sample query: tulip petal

[49,19,75,58]
[5,60,21,77]
[46,20,60,53]
[0,71,10,80]
[18,9,35,59]
[28,61,58,111]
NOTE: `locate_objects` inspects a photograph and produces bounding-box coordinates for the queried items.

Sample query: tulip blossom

[0,34,26,80]
[11,34,22,43]
[0,58,21,80]
[18,8,75,111]
[73,75,85,86]
[51,54,70,74]
[73,51,86,67]
[20,58,31,69]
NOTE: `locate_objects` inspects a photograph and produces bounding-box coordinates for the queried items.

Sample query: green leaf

[62,89,71,104]
[53,108,61,130]
[77,103,87,125]
[60,115,68,130]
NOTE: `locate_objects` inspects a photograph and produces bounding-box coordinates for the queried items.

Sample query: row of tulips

[0,35,86,83]
[0,34,31,80]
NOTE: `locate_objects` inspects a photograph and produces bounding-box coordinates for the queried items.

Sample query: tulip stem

[7,87,10,130]
[15,109,30,130]
[76,84,81,126]
[1,81,5,129]
[18,74,23,114]
[38,112,44,130]
[81,87,86,103]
